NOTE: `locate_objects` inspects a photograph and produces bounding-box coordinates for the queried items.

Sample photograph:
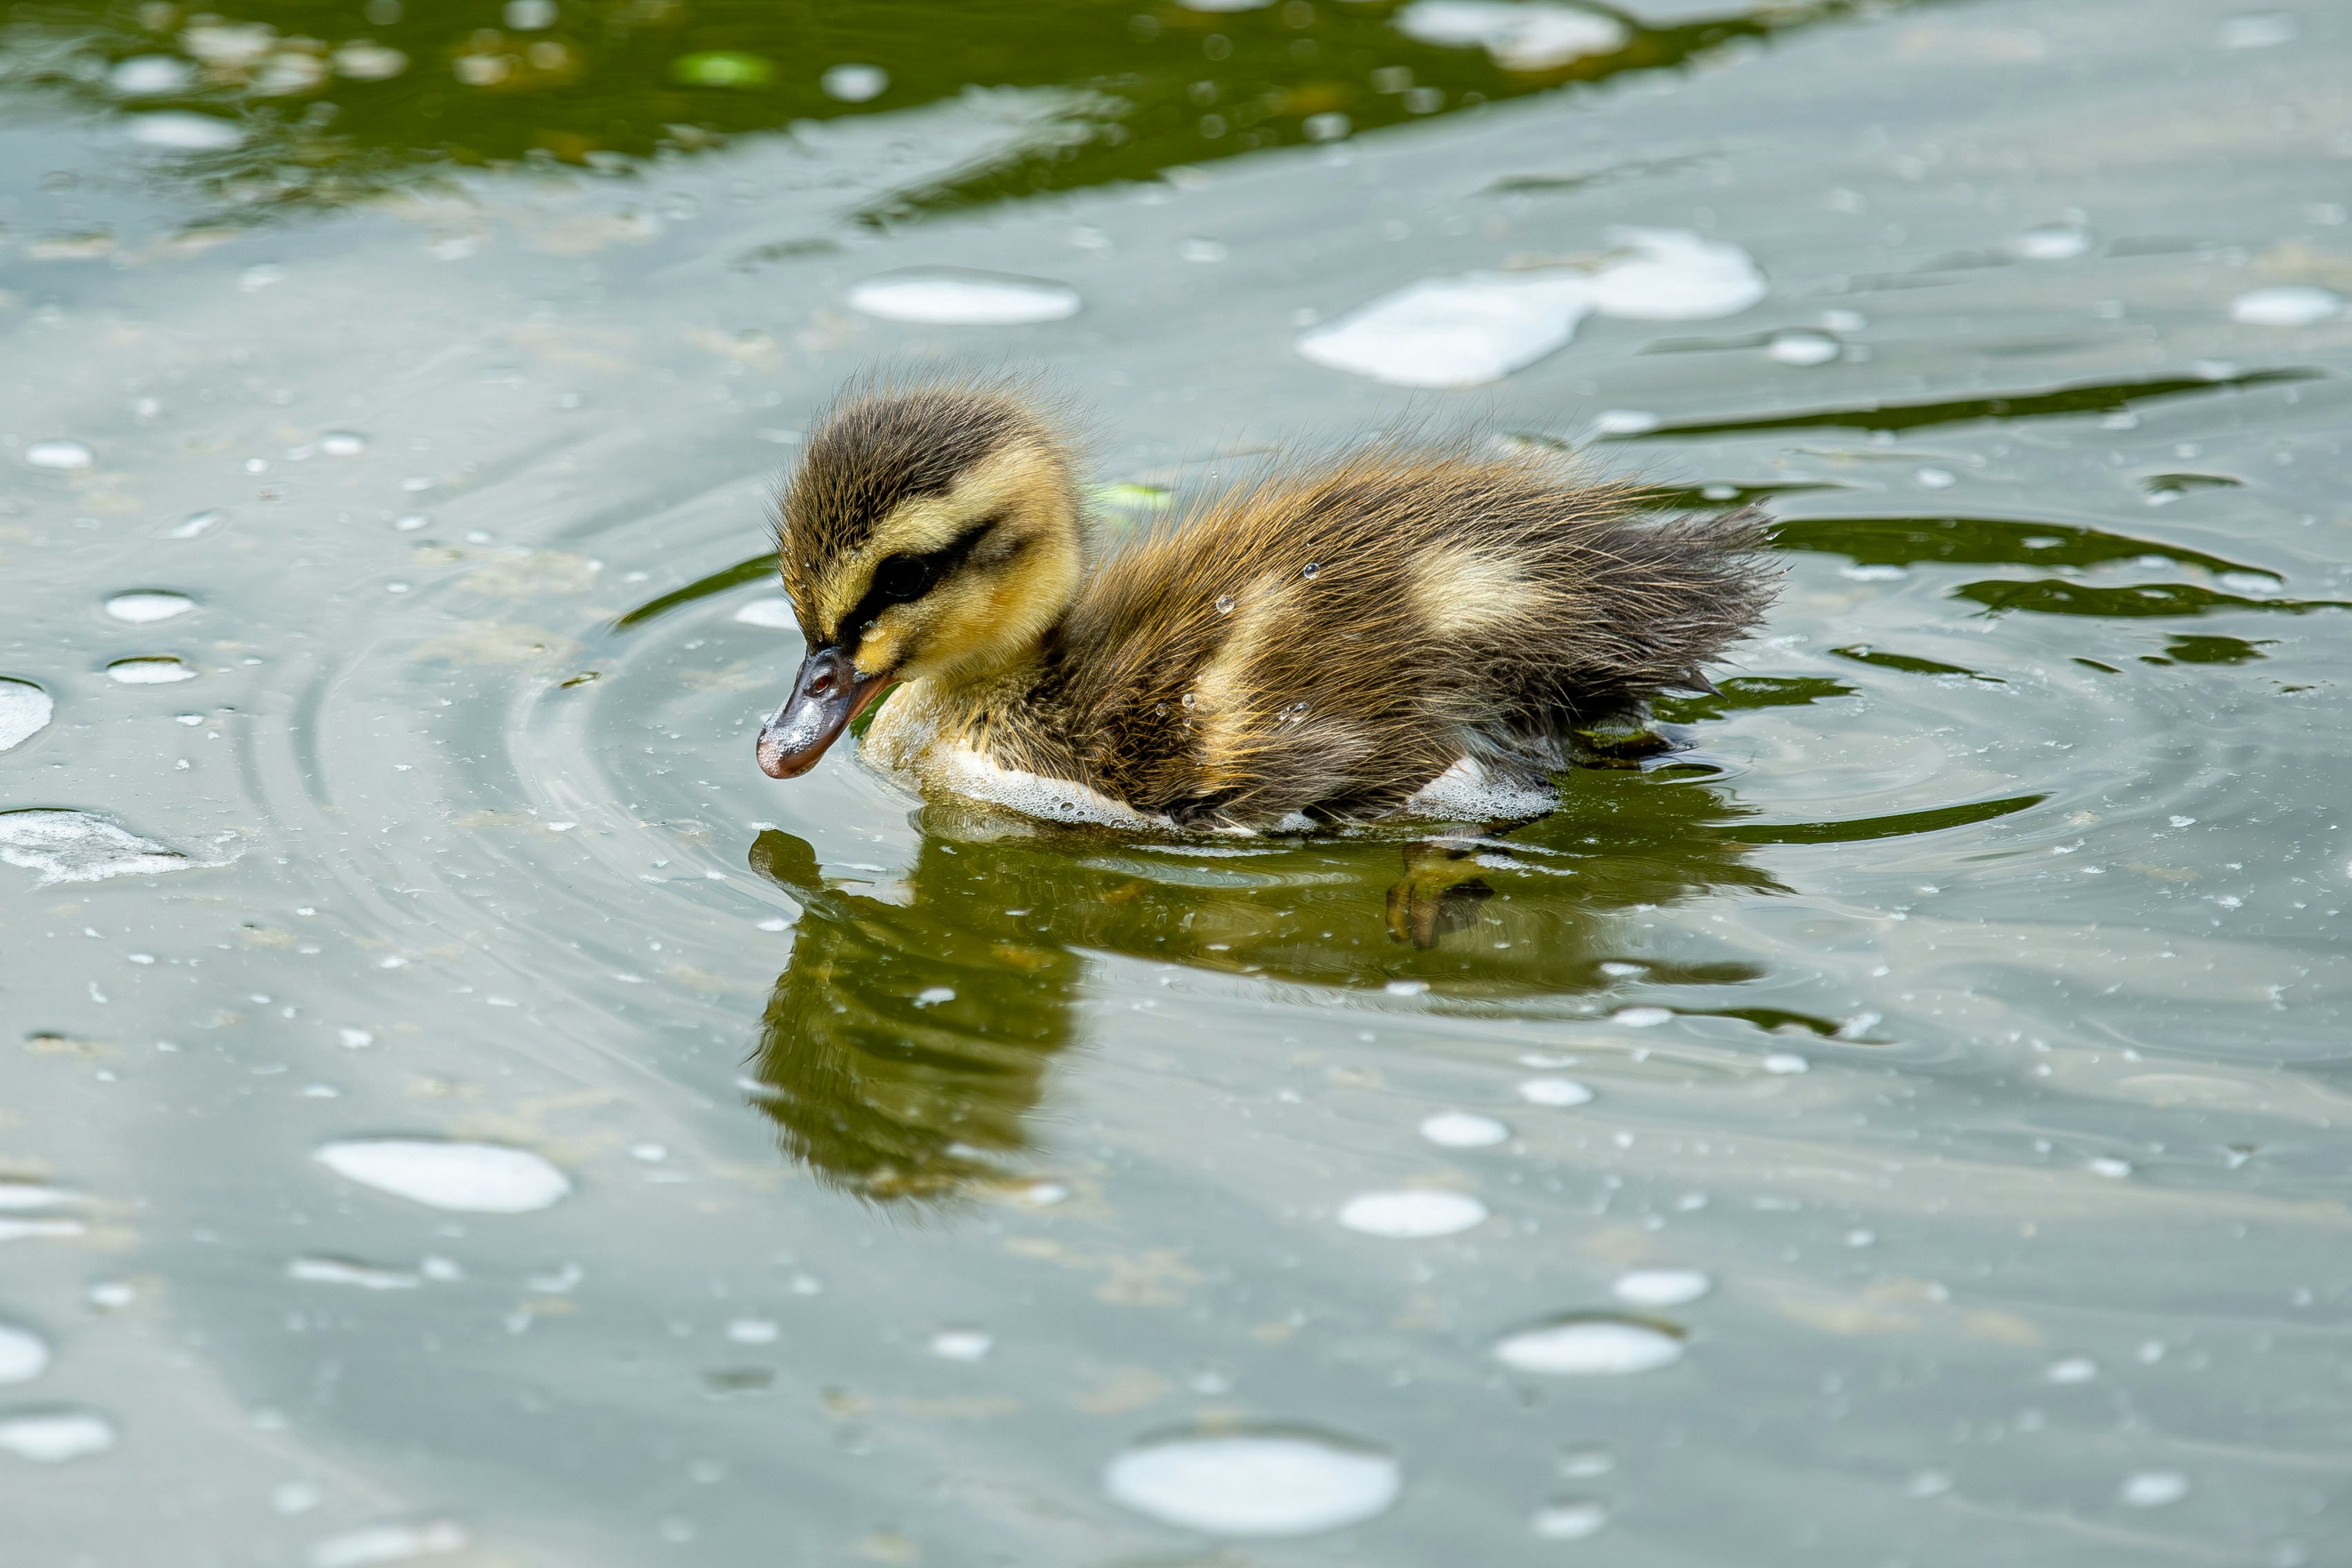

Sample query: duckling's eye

[872,555,933,602]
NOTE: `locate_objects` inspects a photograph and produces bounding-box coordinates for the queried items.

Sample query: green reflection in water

[739,765,2042,1203]
[1954,579,2348,620]
[744,765,1784,1200]
[1612,368,2323,439]
[8,0,1933,228]
[1770,513,2269,577]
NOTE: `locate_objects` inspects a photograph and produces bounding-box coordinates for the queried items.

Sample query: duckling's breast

[861,681,1175,831]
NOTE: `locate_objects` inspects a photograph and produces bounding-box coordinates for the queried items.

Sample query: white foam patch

[1494,1316,1685,1374]
[0,1408,115,1461]
[314,1140,571,1213]
[733,597,799,630]
[0,810,193,886]
[1612,1268,1711,1307]
[1766,329,1841,366]
[288,1256,423,1290]
[0,1324,51,1384]
[0,680,53,751]
[126,111,245,150]
[1531,1499,1610,1539]
[1393,1,1629,70]
[2009,223,2092,260]
[821,62,888,102]
[111,54,195,94]
[1518,1076,1594,1107]
[848,268,1081,325]
[1403,756,1559,821]
[2231,285,2342,326]
[2120,1470,2190,1509]
[104,590,195,624]
[307,1521,469,1567]
[106,656,197,684]
[0,1184,72,1210]
[929,1328,993,1361]
[1103,1429,1402,1536]
[1300,229,1765,386]
[1338,1189,1488,1238]
[24,439,93,470]
[1420,1110,1510,1147]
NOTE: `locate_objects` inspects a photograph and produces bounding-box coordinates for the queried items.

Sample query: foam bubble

[930,1329,993,1361]
[1338,1189,1488,1238]
[2231,285,2342,327]
[1518,1077,1594,1106]
[1299,273,1594,388]
[320,430,369,456]
[0,1408,115,1461]
[0,809,192,886]
[2120,1469,2188,1507]
[1103,1427,1401,1536]
[848,268,1081,325]
[288,1256,422,1290]
[0,1184,73,1210]
[104,590,196,624]
[126,112,245,151]
[1766,328,1841,366]
[1393,0,1629,70]
[2218,11,2294,48]
[25,439,93,470]
[733,598,799,630]
[1494,1315,1686,1374]
[0,680,53,752]
[307,1520,469,1567]
[1531,1499,1609,1539]
[1420,1110,1510,1147]
[314,1139,571,1213]
[821,63,888,102]
[2010,224,2092,260]
[106,656,197,684]
[333,43,409,80]
[1612,1268,1711,1307]
[0,1324,50,1384]
[1300,230,1762,386]
[110,55,195,95]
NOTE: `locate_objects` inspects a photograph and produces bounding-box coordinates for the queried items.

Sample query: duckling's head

[758,383,1081,779]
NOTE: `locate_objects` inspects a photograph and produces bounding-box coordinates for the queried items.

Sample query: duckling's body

[759,383,1776,832]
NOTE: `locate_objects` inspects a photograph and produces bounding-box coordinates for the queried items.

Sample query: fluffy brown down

[771,385,1777,831]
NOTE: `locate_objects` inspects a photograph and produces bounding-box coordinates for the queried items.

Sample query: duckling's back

[1017,448,1774,829]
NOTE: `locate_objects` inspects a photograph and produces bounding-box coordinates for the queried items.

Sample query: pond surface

[4,0,2351,1562]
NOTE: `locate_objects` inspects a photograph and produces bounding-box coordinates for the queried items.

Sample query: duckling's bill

[756,646,889,778]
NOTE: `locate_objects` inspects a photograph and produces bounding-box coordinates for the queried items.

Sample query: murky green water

[5,0,2351,1561]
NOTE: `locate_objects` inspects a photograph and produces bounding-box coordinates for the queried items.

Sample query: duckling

[756,380,1776,832]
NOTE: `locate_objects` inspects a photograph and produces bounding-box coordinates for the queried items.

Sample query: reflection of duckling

[757,380,1776,831]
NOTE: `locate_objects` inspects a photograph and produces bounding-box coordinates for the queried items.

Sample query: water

[3,0,2350,1559]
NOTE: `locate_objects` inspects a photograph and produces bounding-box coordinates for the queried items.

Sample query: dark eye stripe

[832,514,1003,647]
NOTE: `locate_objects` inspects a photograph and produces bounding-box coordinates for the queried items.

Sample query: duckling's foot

[1385,837,1498,949]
